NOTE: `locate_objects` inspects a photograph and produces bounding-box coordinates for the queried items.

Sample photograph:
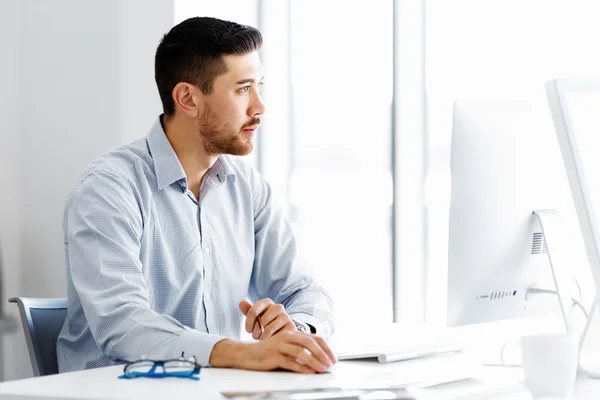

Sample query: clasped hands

[238,298,337,373]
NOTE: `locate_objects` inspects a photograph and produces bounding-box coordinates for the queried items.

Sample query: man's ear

[172,82,200,118]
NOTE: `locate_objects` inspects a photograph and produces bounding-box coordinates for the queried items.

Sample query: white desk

[1,355,599,400]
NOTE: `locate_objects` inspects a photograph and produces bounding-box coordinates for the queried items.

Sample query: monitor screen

[547,80,600,298]
[564,92,600,232]
[546,78,600,371]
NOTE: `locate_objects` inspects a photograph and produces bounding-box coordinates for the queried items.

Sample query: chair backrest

[8,297,67,376]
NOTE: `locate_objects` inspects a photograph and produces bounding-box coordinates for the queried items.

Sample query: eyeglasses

[118,355,201,380]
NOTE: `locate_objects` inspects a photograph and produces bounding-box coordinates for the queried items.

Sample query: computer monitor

[546,78,600,375]
[446,100,591,329]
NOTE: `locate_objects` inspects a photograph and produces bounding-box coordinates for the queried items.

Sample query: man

[56,16,336,374]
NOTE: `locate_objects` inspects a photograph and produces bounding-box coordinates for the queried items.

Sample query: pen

[257,314,264,334]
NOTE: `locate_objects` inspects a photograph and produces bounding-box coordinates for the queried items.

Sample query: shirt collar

[147,116,237,191]
[147,116,187,191]
[205,156,236,186]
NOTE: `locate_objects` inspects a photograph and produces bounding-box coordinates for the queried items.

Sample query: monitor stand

[533,209,600,378]
[532,209,578,333]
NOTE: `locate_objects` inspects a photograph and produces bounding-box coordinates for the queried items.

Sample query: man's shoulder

[70,137,152,198]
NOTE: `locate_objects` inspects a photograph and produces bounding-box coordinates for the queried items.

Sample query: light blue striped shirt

[56,117,334,372]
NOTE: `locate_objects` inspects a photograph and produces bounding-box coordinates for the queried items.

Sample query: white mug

[520,332,579,398]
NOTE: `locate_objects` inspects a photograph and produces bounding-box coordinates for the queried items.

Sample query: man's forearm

[209,339,248,368]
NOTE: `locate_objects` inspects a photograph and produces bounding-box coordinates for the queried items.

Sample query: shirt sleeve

[66,170,226,366]
[248,169,335,337]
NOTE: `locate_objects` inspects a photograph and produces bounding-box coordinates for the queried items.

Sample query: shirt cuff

[174,329,227,367]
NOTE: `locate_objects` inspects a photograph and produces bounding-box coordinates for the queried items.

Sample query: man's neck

[162,115,218,199]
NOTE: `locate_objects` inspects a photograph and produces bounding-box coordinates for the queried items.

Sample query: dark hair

[155,17,263,117]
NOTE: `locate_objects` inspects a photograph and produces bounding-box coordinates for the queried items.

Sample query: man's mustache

[242,117,261,129]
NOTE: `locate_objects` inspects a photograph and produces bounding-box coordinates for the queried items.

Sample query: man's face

[197,51,265,156]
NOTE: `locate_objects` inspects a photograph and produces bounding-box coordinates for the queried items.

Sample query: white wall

[0,0,28,382]
[0,0,173,380]
[119,1,174,143]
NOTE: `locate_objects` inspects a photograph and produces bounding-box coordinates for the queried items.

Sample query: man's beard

[197,104,259,156]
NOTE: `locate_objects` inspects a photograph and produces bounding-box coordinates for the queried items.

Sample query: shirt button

[204,247,210,254]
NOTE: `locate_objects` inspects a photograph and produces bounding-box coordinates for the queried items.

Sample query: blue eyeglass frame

[118,358,202,380]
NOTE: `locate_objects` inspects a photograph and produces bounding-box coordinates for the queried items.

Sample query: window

[288,0,394,330]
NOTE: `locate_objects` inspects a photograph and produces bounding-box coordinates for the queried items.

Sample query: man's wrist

[209,339,246,368]
[290,313,323,336]
[291,318,313,334]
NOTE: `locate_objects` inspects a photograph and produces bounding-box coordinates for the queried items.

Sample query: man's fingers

[244,298,273,334]
[249,298,274,320]
[313,335,337,364]
[263,317,294,339]
[277,354,316,374]
[242,302,259,333]
[259,303,286,327]
[288,334,334,368]
[239,300,252,316]
[240,300,256,334]
[279,343,328,373]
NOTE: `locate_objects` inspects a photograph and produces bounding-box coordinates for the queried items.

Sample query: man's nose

[249,91,266,117]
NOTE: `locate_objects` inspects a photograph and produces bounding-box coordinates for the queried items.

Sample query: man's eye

[239,86,250,93]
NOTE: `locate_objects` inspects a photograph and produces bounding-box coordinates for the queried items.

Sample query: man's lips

[243,125,259,133]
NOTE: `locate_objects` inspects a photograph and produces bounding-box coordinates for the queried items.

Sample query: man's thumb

[239,300,252,316]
